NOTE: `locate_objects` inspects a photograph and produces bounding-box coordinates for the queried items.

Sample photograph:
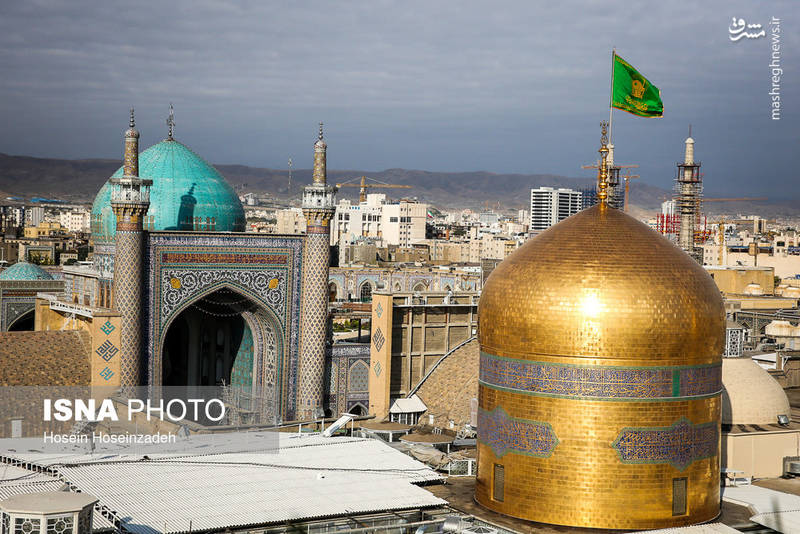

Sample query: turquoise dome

[0,261,54,281]
[91,139,245,242]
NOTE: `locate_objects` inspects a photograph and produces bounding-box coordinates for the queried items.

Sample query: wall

[723,430,800,478]
[33,298,122,388]
[368,291,479,419]
[706,266,776,295]
[368,293,393,418]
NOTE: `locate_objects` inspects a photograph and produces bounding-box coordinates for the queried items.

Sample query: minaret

[676,133,702,263]
[110,109,152,388]
[297,123,336,419]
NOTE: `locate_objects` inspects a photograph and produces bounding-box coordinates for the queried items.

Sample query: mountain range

[0,152,796,218]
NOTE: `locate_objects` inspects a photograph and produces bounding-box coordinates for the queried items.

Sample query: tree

[28,252,52,265]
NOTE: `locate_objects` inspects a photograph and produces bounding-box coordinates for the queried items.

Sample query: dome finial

[597,121,610,204]
[318,121,324,141]
[129,107,135,128]
[166,103,175,140]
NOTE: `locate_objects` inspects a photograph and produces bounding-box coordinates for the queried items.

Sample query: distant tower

[110,109,152,387]
[676,134,702,263]
[297,123,336,419]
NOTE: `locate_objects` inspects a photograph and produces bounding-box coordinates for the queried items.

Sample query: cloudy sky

[0,1,795,197]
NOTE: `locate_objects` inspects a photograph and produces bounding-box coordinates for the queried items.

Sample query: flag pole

[609,47,616,144]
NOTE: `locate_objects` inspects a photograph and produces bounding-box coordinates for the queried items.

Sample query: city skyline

[0,1,795,199]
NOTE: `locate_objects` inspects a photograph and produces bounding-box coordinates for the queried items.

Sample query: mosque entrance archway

[7,309,35,331]
[160,287,283,418]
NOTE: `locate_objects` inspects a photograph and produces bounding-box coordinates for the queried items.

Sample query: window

[348,361,369,392]
[389,217,398,223]
[15,518,40,534]
[10,419,22,438]
[2,513,9,534]
[672,478,687,516]
[46,517,73,534]
[360,282,373,302]
[492,464,505,502]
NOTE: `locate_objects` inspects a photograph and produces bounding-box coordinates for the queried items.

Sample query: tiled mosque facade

[28,113,337,422]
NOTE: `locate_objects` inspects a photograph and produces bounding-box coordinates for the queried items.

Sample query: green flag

[611,54,663,118]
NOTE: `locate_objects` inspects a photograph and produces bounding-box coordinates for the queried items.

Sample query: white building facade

[332,194,427,247]
[529,187,582,232]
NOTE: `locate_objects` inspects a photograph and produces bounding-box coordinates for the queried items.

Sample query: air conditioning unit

[782,456,800,477]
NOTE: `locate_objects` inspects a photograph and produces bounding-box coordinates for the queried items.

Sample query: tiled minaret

[297,123,335,419]
[676,135,702,263]
[110,109,152,387]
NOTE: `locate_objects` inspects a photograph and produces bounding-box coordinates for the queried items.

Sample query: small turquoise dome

[0,261,54,281]
[91,139,245,243]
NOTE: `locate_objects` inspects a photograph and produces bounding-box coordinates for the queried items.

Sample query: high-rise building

[24,207,45,228]
[529,187,582,232]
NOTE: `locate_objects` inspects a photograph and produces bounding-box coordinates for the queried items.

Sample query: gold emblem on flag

[631,79,646,98]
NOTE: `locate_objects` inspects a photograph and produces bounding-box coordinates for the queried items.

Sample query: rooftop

[0,491,97,515]
[0,330,91,386]
[1,433,444,534]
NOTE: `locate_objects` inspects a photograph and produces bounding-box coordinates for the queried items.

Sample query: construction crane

[703,197,767,202]
[335,176,412,203]
[622,170,640,213]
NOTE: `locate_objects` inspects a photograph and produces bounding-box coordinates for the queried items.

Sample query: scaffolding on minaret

[675,130,703,263]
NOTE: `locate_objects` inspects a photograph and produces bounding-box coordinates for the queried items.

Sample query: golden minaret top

[597,120,609,204]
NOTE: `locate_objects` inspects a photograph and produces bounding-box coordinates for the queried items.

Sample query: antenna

[288,157,293,195]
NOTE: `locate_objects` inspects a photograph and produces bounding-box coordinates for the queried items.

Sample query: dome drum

[476,204,726,530]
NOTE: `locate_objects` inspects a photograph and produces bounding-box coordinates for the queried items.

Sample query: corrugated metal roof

[4,434,445,534]
[0,465,65,500]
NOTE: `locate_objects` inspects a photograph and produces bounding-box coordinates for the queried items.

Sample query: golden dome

[475,200,727,530]
[480,202,725,365]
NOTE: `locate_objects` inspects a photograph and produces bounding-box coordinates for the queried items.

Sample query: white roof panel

[390,395,428,414]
